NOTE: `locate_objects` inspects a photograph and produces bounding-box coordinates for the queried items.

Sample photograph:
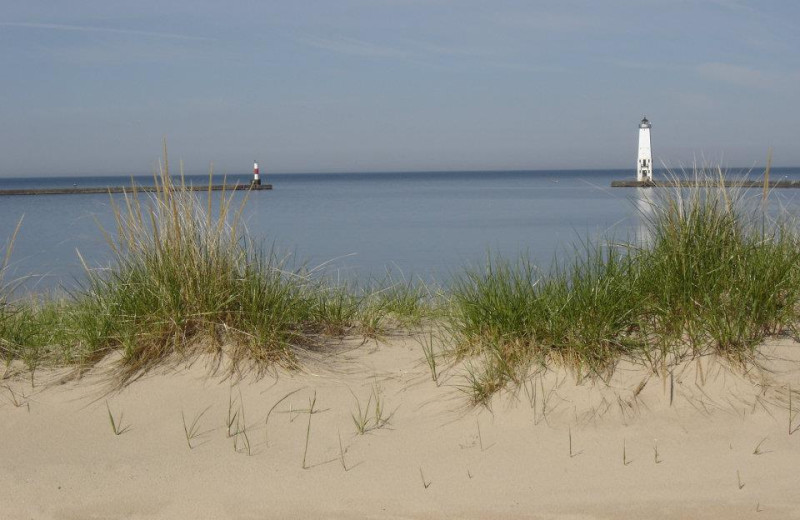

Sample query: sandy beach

[2,334,799,520]
[4,1,799,519]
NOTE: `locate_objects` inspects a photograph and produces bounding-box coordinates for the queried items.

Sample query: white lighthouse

[637,117,653,182]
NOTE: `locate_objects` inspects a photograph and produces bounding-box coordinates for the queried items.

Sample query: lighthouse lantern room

[637,117,653,182]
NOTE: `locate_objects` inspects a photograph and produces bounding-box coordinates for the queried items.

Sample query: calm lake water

[2,168,799,294]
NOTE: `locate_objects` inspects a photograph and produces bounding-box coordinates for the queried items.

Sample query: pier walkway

[611,180,799,188]
[0,184,272,196]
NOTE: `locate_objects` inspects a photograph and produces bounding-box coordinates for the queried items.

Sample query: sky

[1,0,798,177]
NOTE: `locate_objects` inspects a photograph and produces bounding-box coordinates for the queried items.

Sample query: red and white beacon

[252,160,261,186]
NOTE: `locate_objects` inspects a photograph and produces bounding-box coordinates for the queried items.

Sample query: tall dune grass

[0,221,73,374]
[0,219,24,371]
[3,163,799,398]
[637,175,800,359]
[69,161,379,382]
[0,154,431,382]
[450,168,800,402]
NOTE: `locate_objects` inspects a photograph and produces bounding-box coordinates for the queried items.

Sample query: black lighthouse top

[639,116,651,129]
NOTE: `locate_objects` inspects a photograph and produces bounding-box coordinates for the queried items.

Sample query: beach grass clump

[303,274,438,340]
[639,179,800,359]
[311,284,361,336]
[0,223,75,373]
[372,276,432,325]
[450,168,800,402]
[68,162,345,382]
[1,158,437,380]
[1,299,80,373]
[0,221,19,367]
[450,246,645,396]
[352,275,437,336]
[0,303,37,370]
[1,294,78,375]
[64,159,438,382]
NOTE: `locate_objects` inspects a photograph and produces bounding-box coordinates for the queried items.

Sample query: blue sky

[1,1,798,176]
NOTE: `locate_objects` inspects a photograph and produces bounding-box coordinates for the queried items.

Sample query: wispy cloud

[668,91,722,112]
[399,39,493,58]
[299,36,408,58]
[46,39,200,65]
[0,22,213,41]
[299,34,502,70]
[696,62,770,89]
[492,11,600,32]
[705,0,759,15]
[604,59,683,72]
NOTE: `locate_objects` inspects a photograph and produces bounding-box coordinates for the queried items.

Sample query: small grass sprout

[351,383,394,435]
[226,388,240,438]
[3,385,28,409]
[302,391,317,469]
[225,388,251,455]
[106,401,131,436]
[352,392,371,435]
[653,439,661,464]
[233,427,251,456]
[568,426,582,458]
[265,387,305,447]
[623,438,631,466]
[752,437,769,456]
[419,467,431,489]
[475,419,493,452]
[182,406,211,449]
[523,376,552,425]
[420,332,439,384]
[790,384,800,435]
[338,430,348,472]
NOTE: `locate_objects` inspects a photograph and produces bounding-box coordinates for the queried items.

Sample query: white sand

[2,335,800,519]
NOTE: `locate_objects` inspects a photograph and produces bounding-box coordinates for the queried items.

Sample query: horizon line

[0,165,789,180]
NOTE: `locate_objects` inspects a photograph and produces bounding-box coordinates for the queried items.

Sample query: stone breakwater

[611,179,800,188]
[0,184,272,196]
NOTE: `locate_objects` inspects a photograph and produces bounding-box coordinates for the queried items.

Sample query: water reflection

[633,188,655,247]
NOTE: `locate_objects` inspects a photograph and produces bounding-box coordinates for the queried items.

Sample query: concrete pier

[0,184,272,196]
[611,180,800,188]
